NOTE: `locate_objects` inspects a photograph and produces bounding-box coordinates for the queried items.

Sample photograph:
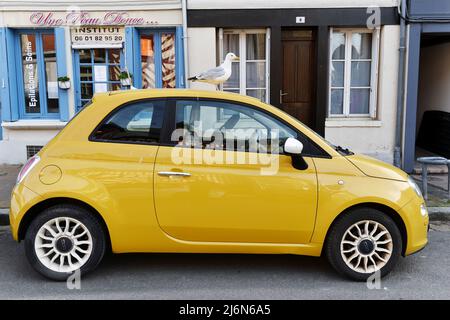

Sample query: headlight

[407,176,423,198]
[420,204,428,217]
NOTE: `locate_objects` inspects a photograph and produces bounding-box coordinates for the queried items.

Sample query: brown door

[281,29,316,128]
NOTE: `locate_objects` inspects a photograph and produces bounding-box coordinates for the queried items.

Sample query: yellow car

[9,89,428,281]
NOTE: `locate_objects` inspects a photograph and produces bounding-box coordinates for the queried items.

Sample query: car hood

[345,154,408,182]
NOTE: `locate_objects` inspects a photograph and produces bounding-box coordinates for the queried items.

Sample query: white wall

[417,42,450,134]
[325,25,400,164]
[187,27,217,91]
[0,127,62,164]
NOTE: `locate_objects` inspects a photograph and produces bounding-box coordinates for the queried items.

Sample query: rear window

[90,100,165,144]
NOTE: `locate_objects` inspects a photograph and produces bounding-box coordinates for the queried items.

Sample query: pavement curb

[0,209,9,226]
[428,207,450,221]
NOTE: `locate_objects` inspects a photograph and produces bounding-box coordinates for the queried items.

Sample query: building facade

[0,0,185,163]
[1,0,411,168]
[186,0,401,164]
[403,0,450,172]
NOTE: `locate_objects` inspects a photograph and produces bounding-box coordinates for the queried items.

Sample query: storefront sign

[30,11,158,27]
[71,27,125,48]
[23,40,39,112]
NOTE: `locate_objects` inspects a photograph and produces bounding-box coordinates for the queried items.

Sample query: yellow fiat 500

[10,89,428,281]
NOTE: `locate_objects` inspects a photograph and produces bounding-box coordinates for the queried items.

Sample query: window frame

[328,28,380,118]
[89,98,167,146]
[73,48,125,112]
[134,28,179,90]
[218,28,271,104]
[165,97,331,159]
[14,29,60,119]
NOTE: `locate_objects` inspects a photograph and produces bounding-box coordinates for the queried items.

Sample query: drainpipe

[182,0,190,88]
[394,0,407,168]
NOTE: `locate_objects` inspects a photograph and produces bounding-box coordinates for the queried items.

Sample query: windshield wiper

[335,145,354,155]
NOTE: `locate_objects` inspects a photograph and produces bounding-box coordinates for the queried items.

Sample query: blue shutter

[175,26,185,88]
[125,27,139,86]
[0,28,5,139]
[55,28,69,121]
[1,28,19,122]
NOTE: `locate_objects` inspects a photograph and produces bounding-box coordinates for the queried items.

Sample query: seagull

[188,52,240,89]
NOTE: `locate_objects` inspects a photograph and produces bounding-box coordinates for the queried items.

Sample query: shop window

[137,30,177,89]
[16,32,59,119]
[329,29,379,118]
[218,29,270,103]
[74,48,124,111]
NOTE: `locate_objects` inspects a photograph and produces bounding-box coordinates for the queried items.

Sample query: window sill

[325,119,382,128]
[1,120,68,130]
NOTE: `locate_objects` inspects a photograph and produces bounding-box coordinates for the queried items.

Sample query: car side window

[173,99,299,154]
[91,100,165,144]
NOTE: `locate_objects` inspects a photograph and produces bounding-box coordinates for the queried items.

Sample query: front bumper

[400,196,429,256]
[9,184,43,241]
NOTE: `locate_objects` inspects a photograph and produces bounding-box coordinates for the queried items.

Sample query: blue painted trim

[72,50,82,111]
[0,28,5,139]
[404,23,422,173]
[6,28,19,121]
[175,26,185,88]
[0,28,11,132]
[154,32,163,88]
[125,27,137,86]
[55,28,69,121]
[422,23,450,33]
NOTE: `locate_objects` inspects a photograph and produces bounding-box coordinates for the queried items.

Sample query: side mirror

[284,138,303,155]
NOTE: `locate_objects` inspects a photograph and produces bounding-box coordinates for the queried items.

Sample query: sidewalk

[0,165,21,209]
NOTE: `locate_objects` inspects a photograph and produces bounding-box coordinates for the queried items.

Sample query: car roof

[92,89,264,105]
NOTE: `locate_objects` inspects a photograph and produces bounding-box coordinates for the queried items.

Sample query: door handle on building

[158,171,191,177]
[280,90,288,103]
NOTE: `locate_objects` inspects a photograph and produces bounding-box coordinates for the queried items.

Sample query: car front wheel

[325,208,403,281]
[24,204,106,281]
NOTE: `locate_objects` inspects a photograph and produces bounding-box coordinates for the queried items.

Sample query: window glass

[331,32,346,60]
[329,30,375,117]
[161,33,176,88]
[221,31,268,103]
[21,34,40,114]
[43,34,58,114]
[174,100,297,153]
[352,33,372,59]
[246,34,265,60]
[92,100,165,143]
[223,33,239,56]
[141,34,155,89]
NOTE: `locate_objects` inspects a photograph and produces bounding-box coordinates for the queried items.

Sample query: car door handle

[158,171,191,177]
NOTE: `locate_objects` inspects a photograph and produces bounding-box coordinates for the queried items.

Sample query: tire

[325,208,403,281]
[24,204,106,281]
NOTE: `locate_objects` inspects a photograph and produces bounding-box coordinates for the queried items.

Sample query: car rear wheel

[25,204,106,281]
[325,208,402,281]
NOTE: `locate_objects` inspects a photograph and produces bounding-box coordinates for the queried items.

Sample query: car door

[154,98,318,244]
[79,99,165,244]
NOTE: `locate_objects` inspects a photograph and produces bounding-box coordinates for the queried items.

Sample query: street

[0,223,449,300]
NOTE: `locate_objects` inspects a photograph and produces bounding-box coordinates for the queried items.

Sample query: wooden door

[281,30,316,127]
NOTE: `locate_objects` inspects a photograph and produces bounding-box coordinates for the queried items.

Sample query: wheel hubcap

[55,237,74,254]
[34,217,93,273]
[340,220,393,274]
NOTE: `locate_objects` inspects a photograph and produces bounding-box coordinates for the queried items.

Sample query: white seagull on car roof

[188,52,240,89]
